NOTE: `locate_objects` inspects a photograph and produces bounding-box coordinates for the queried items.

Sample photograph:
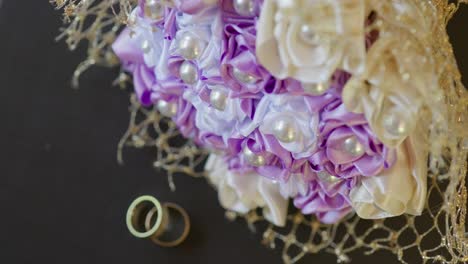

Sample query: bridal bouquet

[113,0,441,226]
[54,0,468,262]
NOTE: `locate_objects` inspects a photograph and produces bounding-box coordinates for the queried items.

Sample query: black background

[0,1,467,264]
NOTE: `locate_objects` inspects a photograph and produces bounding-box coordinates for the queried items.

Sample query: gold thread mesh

[52,0,468,263]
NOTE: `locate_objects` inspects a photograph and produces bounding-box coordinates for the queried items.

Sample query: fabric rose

[311,100,396,181]
[342,34,438,147]
[349,125,427,218]
[256,0,366,84]
[205,153,288,226]
[294,170,353,224]
[294,99,398,223]
[170,6,223,84]
[242,94,320,159]
[220,7,269,96]
[113,6,177,105]
[183,86,252,142]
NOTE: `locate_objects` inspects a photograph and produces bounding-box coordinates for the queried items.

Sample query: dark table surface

[1,1,467,264]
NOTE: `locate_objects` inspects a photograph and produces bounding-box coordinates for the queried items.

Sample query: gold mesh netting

[52,0,468,263]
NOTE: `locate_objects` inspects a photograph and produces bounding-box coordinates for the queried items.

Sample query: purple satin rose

[220,21,267,96]
[112,17,200,140]
[113,28,154,106]
[220,1,300,97]
[294,177,353,224]
[311,99,396,181]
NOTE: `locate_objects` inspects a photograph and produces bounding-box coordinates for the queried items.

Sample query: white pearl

[299,24,320,45]
[342,136,365,156]
[156,100,178,117]
[232,67,257,84]
[144,0,164,20]
[233,0,255,16]
[302,82,329,96]
[272,117,297,143]
[179,61,198,84]
[383,114,407,137]
[317,171,341,183]
[178,33,203,60]
[243,147,266,167]
[210,88,228,111]
[141,40,152,54]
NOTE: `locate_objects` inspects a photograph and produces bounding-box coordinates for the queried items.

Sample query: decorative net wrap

[52,0,468,263]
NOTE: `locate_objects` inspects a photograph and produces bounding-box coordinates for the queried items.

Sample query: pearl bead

[317,171,341,183]
[141,40,152,54]
[302,82,329,96]
[243,147,266,167]
[233,0,255,16]
[299,24,320,45]
[179,61,198,84]
[144,0,163,20]
[272,117,297,143]
[210,88,228,111]
[232,67,257,84]
[342,136,365,156]
[156,100,178,117]
[383,114,407,137]
[178,33,203,60]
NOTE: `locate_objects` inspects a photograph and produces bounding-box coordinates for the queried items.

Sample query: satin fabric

[341,34,436,148]
[349,125,427,218]
[256,0,365,84]
[242,94,320,159]
[205,153,288,226]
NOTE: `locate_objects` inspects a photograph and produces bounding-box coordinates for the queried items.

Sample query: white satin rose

[349,125,427,219]
[342,34,439,147]
[256,0,366,84]
[127,8,172,79]
[184,86,251,141]
[171,5,222,82]
[205,154,288,226]
[242,94,319,159]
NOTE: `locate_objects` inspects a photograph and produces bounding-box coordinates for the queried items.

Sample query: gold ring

[150,202,191,247]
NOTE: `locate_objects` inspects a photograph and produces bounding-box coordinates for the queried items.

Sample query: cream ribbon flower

[205,154,288,226]
[349,125,427,219]
[342,33,438,147]
[256,0,366,84]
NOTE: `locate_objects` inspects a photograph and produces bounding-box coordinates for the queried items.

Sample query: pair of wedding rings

[126,195,190,247]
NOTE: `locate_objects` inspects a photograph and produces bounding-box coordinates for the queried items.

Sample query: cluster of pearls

[243,147,266,167]
[209,88,228,111]
[383,113,407,137]
[178,33,204,60]
[157,100,178,117]
[144,0,164,20]
[302,82,329,96]
[272,117,297,143]
[233,0,255,16]
[232,67,258,84]
[342,135,365,156]
[179,61,199,84]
